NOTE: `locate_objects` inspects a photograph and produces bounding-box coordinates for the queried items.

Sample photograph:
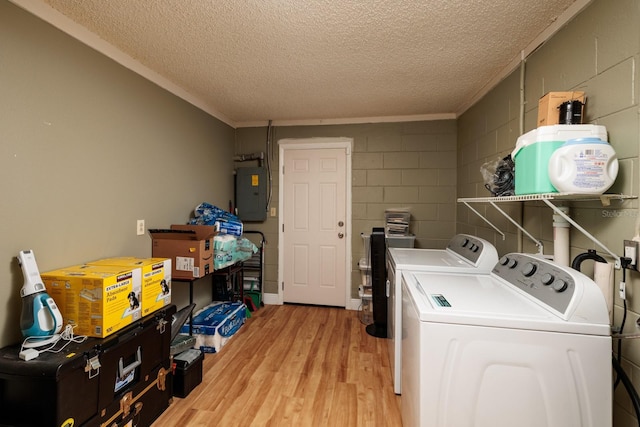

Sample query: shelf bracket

[458,193,636,269]
[488,201,544,255]
[461,201,505,240]
[460,201,543,253]
[541,199,621,269]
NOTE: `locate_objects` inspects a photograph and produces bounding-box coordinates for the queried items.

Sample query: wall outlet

[624,240,639,271]
[137,219,145,236]
[270,207,277,217]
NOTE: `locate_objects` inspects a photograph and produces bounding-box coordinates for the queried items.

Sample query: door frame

[276,137,353,307]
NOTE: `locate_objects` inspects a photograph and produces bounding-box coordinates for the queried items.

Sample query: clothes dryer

[386,234,498,394]
[401,252,611,427]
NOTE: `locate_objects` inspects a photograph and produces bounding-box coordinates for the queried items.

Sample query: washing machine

[401,252,611,427]
[386,233,499,394]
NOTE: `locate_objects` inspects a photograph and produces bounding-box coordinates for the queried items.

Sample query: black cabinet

[0,305,176,427]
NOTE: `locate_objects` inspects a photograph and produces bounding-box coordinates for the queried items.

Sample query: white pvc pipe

[553,206,570,266]
[593,261,614,325]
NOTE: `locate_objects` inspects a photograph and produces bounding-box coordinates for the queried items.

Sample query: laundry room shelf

[457,193,636,204]
[457,193,637,269]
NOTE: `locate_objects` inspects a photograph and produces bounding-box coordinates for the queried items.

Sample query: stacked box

[537,91,585,126]
[87,257,171,317]
[149,225,216,280]
[42,264,142,337]
[385,208,411,236]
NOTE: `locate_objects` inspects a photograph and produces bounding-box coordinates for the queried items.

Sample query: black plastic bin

[172,349,204,398]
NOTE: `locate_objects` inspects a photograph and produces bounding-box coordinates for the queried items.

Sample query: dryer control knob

[541,273,554,285]
[522,263,537,277]
[552,279,568,292]
[508,258,518,269]
[499,256,510,266]
[462,238,470,247]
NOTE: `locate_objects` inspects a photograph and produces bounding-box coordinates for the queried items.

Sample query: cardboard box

[149,225,216,280]
[42,264,142,337]
[87,257,172,317]
[537,91,585,126]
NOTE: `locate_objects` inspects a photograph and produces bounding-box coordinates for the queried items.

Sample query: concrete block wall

[456,1,640,425]
[236,120,457,298]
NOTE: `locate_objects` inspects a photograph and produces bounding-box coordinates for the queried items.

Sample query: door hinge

[282,224,284,232]
[282,281,284,290]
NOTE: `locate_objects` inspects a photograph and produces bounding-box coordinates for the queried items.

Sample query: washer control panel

[447,234,488,264]
[492,253,575,315]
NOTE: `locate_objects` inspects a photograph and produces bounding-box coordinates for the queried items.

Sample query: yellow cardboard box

[42,264,142,337]
[87,257,171,317]
[537,91,585,126]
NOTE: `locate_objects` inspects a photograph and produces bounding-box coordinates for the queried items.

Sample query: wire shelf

[458,193,636,204]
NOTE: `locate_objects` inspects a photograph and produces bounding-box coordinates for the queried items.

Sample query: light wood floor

[153,304,402,426]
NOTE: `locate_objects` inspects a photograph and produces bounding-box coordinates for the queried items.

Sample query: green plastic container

[246,290,261,308]
[512,125,608,195]
[513,139,564,195]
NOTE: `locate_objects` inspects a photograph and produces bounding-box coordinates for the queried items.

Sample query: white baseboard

[261,293,362,311]
[347,298,362,311]
[262,292,280,305]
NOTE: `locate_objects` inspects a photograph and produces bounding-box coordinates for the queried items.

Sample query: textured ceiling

[15,0,585,127]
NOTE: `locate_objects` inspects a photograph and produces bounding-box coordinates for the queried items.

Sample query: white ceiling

[12,0,589,128]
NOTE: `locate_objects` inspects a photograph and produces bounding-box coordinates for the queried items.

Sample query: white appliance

[386,234,498,394]
[401,252,611,427]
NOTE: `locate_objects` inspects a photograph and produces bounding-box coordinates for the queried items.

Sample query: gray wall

[0,2,236,347]
[236,121,457,297]
[457,0,640,425]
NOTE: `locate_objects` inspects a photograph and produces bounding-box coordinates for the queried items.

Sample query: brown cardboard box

[150,225,216,280]
[537,91,585,126]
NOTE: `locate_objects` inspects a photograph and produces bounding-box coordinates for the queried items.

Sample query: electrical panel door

[235,167,267,221]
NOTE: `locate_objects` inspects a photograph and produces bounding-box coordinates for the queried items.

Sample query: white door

[279,139,351,307]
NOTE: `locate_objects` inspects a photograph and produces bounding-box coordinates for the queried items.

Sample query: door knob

[338,232,344,239]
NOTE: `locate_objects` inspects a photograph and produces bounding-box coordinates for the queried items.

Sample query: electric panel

[235,167,267,221]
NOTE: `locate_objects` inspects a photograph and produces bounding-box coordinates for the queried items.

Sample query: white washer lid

[387,234,498,273]
[403,271,610,336]
[388,248,473,271]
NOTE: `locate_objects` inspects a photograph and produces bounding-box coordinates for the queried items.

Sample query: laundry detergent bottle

[548,137,618,194]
